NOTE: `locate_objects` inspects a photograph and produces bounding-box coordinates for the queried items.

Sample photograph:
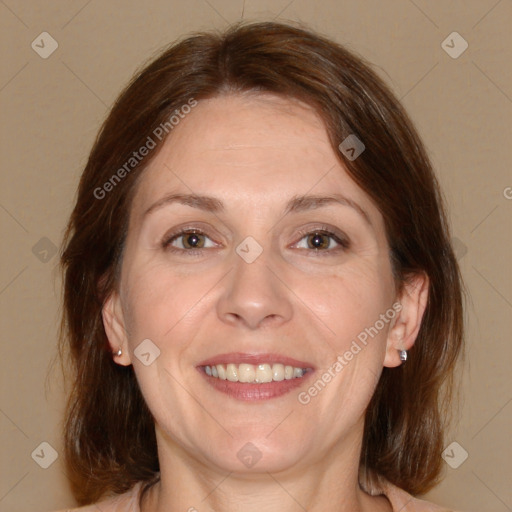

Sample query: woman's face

[104,92,415,475]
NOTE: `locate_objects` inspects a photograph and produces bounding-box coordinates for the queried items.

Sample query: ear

[384,272,429,368]
[102,291,132,366]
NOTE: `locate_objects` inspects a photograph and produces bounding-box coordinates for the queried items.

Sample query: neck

[141,427,392,512]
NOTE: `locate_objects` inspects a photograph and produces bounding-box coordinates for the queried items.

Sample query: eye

[162,228,217,254]
[293,226,350,254]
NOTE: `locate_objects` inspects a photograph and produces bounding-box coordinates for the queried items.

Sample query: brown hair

[58,20,465,507]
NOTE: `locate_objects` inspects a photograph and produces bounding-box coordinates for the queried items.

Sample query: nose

[216,245,293,330]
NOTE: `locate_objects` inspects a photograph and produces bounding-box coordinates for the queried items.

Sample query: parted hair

[58,20,465,507]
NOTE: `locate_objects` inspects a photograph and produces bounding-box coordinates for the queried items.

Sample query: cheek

[121,238,394,355]
[297,265,393,418]
[119,262,212,420]
[121,258,220,346]
[293,259,393,343]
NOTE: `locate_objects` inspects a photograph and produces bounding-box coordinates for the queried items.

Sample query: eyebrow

[144,192,372,226]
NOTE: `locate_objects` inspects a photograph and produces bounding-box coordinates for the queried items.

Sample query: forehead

[131,93,379,223]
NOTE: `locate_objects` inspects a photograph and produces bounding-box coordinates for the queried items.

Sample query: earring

[113,347,122,357]
[398,349,407,362]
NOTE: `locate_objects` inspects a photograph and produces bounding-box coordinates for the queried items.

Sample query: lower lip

[197,368,314,401]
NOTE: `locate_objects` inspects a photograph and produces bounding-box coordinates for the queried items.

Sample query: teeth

[256,363,272,383]
[238,363,255,383]
[226,363,238,382]
[272,363,285,381]
[293,367,303,378]
[203,363,307,383]
[217,364,226,380]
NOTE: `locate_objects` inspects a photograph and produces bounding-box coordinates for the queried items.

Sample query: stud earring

[398,349,407,362]
[113,347,122,357]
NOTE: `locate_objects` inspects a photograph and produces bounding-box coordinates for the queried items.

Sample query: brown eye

[307,232,331,250]
[294,227,350,254]
[181,232,205,249]
[163,229,217,253]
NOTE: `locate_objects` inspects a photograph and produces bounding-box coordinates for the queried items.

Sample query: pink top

[50,478,460,512]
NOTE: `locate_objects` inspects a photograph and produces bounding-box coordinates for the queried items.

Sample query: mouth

[196,353,315,401]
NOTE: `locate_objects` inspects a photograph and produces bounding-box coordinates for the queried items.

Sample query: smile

[201,363,309,383]
[197,353,315,401]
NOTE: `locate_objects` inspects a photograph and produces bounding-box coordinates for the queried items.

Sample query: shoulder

[48,504,126,512]
[50,507,101,512]
[48,499,135,512]
[48,481,143,512]
[360,469,462,512]
[380,481,462,512]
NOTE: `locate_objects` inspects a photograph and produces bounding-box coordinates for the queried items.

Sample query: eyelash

[295,226,350,254]
[162,225,350,257]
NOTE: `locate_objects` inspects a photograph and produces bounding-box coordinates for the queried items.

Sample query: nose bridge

[216,237,293,329]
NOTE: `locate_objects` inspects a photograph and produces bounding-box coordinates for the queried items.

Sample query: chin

[204,435,309,475]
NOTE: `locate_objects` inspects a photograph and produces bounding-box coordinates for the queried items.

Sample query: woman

[54,21,465,512]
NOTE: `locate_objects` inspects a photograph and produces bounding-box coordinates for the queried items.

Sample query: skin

[102,92,429,512]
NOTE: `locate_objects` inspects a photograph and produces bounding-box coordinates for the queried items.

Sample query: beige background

[0,1,511,511]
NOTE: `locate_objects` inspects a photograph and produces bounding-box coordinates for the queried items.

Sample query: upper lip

[197,352,315,369]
